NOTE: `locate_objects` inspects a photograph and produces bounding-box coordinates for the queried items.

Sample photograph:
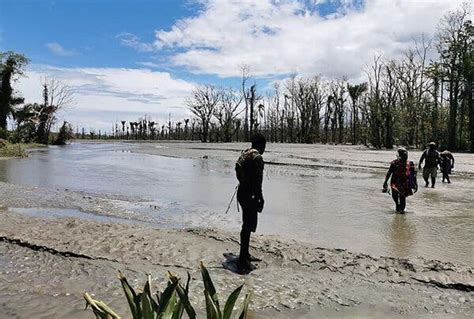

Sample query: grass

[0,141,28,158]
[0,140,48,158]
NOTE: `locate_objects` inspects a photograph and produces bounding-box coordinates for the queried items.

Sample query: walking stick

[224,185,239,214]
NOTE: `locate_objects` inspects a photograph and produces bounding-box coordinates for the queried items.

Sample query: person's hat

[429,141,436,147]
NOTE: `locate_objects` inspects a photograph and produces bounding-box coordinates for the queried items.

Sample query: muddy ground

[0,177,472,318]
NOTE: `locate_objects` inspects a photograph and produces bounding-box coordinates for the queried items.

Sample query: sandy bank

[0,182,472,318]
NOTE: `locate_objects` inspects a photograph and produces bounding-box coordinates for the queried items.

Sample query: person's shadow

[222,252,256,275]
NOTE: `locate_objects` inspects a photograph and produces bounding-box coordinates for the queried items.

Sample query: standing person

[235,133,266,271]
[418,142,440,188]
[383,148,418,213]
[440,150,455,183]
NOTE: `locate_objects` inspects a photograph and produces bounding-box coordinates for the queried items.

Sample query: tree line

[182,5,472,151]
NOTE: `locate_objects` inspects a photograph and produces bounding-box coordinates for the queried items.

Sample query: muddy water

[0,142,472,265]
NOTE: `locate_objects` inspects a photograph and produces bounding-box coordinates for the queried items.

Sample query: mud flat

[0,181,472,318]
[132,142,474,177]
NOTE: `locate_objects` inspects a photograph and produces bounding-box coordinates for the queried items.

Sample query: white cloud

[138,62,163,68]
[14,65,196,131]
[46,42,78,57]
[148,0,467,79]
[117,33,155,52]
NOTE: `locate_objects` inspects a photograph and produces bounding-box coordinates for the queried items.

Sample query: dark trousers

[391,190,406,212]
[237,192,258,261]
[441,168,451,183]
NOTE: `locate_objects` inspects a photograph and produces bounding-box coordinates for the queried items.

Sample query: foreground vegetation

[84,263,250,319]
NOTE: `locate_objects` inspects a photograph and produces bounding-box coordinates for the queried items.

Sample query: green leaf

[118,271,141,319]
[200,262,221,317]
[142,281,155,319]
[171,299,184,319]
[144,275,159,315]
[161,291,178,319]
[172,279,196,318]
[238,293,251,319]
[84,292,122,319]
[157,281,178,315]
[204,290,219,319]
[223,285,243,319]
[185,272,191,294]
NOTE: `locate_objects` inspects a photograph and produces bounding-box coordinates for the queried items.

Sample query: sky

[0,0,468,132]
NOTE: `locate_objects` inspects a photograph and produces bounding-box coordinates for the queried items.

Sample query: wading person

[440,150,455,183]
[419,142,440,188]
[235,133,266,272]
[383,148,417,213]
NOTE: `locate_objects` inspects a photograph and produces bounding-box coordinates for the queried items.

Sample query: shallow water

[0,142,472,265]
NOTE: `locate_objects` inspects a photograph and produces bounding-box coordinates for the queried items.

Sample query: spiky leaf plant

[84,263,251,319]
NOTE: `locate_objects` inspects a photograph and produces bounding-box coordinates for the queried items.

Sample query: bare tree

[214,87,243,142]
[240,65,251,140]
[187,85,220,142]
[329,79,347,144]
[347,82,368,144]
[36,77,74,144]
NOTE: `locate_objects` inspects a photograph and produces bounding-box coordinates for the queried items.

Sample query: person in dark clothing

[440,150,455,183]
[419,142,440,188]
[383,148,417,213]
[235,133,266,271]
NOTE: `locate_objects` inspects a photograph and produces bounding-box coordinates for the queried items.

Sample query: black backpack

[235,148,259,183]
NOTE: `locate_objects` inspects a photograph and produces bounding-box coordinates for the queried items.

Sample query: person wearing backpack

[418,142,441,188]
[440,150,455,183]
[235,133,266,271]
[383,148,418,213]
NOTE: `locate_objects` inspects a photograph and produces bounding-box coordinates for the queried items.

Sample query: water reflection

[388,213,416,259]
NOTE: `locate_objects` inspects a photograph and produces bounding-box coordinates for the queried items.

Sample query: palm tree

[347,82,368,144]
[0,52,29,130]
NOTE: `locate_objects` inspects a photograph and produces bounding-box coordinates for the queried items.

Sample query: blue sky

[2,1,204,79]
[0,0,464,131]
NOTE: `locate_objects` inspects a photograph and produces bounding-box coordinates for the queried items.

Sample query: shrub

[0,140,27,158]
[84,262,251,319]
[54,121,74,145]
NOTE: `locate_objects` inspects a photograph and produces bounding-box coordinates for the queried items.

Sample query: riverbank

[0,140,46,159]
[0,180,472,318]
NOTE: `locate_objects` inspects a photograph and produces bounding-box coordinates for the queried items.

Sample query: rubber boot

[431,176,436,188]
[238,229,252,271]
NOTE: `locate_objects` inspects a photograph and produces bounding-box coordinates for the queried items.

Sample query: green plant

[84,263,251,319]
[54,121,74,145]
[0,141,27,158]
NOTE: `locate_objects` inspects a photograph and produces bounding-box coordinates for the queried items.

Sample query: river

[0,142,472,266]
